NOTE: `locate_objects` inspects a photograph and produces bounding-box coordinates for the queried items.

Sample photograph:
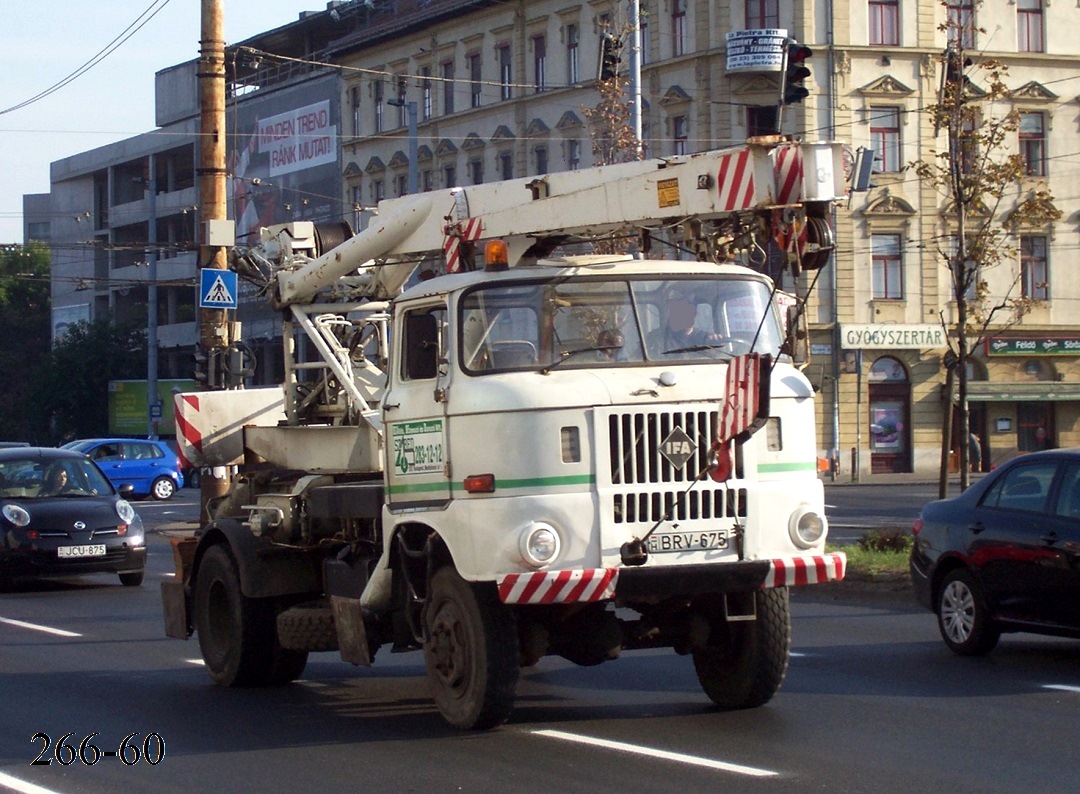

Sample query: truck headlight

[788,507,826,549]
[518,521,561,567]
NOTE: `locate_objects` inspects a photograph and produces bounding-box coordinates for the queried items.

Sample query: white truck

[162,135,848,729]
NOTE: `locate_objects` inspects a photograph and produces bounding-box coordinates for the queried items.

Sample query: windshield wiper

[662,343,733,356]
[541,344,622,373]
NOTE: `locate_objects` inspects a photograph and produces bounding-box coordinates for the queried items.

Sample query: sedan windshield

[459,275,783,373]
[0,457,114,499]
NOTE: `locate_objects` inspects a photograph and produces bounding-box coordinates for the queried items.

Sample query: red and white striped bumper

[496,552,847,604]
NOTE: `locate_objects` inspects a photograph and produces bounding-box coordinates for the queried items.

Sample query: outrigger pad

[331,595,372,666]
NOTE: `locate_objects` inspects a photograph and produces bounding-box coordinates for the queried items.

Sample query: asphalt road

[6,487,1080,792]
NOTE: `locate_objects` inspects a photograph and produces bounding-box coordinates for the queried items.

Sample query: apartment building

[45,0,1079,478]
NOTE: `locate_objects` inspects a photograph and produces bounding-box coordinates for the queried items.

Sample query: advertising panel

[725,29,787,73]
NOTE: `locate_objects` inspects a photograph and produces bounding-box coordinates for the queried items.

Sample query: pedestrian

[968,431,982,473]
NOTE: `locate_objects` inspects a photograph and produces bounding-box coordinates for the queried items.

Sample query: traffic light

[597,33,623,82]
[781,41,812,105]
[193,347,218,389]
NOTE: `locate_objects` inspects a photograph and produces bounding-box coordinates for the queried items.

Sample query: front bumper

[0,543,146,579]
[496,552,846,605]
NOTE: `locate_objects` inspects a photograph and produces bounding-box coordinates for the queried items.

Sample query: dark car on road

[910,448,1080,655]
[62,438,183,500]
[0,447,146,587]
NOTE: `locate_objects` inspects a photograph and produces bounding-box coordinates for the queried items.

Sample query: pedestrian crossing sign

[199,268,238,309]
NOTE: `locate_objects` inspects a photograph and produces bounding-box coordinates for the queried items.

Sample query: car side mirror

[118,483,136,497]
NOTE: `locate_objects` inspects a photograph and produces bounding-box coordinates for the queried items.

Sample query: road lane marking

[0,771,65,794]
[1043,685,1080,694]
[0,616,81,637]
[530,728,778,777]
[185,658,205,665]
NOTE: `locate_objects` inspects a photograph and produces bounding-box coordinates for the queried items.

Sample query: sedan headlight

[115,499,136,525]
[2,503,30,527]
[518,521,561,568]
[788,506,827,549]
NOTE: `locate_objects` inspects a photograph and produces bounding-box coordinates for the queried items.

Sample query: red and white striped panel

[763,552,847,588]
[173,392,203,468]
[497,568,619,604]
[718,353,762,444]
[715,149,756,212]
[772,145,804,205]
[443,217,483,273]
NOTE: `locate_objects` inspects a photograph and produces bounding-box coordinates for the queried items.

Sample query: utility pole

[146,155,159,439]
[198,0,230,507]
[629,0,642,158]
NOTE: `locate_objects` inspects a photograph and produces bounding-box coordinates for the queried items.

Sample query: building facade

[44,0,1080,478]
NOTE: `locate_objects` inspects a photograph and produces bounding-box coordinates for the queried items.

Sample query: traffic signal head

[597,33,623,82]
[782,41,813,105]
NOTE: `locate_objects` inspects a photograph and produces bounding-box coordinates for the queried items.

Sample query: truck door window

[402,308,444,380]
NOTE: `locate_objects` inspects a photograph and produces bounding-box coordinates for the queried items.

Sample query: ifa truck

[162,135,848,729]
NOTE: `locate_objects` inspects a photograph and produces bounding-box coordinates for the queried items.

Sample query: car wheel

[937,569,1000,656]
[151,476,176,501]
[119,570,144,587]
[423,566,519,730]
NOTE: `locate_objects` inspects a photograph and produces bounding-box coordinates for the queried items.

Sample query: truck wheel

[693,588,791,710]
[194,544,308,686]
[423,566,519,730]
[277,603,338,651]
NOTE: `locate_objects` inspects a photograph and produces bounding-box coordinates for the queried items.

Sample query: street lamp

[135,162,160,439]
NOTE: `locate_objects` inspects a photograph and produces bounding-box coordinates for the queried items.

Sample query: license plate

[57,544,106,559]
[646,530,729,553]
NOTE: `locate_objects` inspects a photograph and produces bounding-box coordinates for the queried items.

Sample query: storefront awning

[966,382,1080,402]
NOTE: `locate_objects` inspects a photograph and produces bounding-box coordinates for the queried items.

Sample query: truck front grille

[606,409,747,525]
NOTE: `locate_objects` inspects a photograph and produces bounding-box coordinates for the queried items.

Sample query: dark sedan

[910,448,1080,655]
[0,448,146,587]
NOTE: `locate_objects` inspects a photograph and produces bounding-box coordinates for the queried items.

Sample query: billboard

[725,29,787,73]
[108,379,196,436]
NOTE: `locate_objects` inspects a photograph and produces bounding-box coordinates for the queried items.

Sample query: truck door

[384,303,452,508]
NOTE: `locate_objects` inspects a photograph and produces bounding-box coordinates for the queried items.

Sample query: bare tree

[910,1,1061,495]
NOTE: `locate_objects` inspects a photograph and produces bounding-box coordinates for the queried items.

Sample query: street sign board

[199,268,238,309]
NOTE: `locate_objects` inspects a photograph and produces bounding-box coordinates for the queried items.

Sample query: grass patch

[828,527,912,577]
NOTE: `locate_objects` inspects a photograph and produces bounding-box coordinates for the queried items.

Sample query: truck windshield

[458,276,783,374]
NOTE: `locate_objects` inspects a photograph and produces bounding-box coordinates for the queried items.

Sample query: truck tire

[277,603,338,652]
[194,544,308,686]
[692,587,791,710]
[423,566,519,730]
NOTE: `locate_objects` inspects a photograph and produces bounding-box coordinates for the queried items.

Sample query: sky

[0,0,317,244]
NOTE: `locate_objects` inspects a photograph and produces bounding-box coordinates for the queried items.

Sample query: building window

[869,0,899,46]
[469,53,483,108]
[395,174,408,197]
[1019,112,1046,177]
[1017,0,1044,53]
[959,115,978,175]
[442,61,455,115]
[747,106,778,137]
[443,165,456,188]
[422,169,433,192]
[745,0,779,28]
[566,24,579,84]
[672,0,687,57]
[869,106,901,173]
[535,146,548,175]
[350,85,361,136]
[871,234,903,299]
[395,76,407,127]
[498,44,512,101]
[421,67,433,120]
[374,80,384,133]
[638,10,650,66]
[1021,235,1049,300]
[947,0,975,49]
[567,139,581,170]
[372,179,385,203]
[499,151,513,181]
[672,115,688,156]
[533,35,547,92]
[470,159,484,185]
